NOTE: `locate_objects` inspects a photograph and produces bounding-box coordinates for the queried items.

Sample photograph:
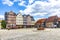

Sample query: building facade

[5,11,35,29]
[31,16,35,27]
[35,19,46,28]
[35,16,60,28]
[16,13,23,28]
[23,15,27,28]
[23,15,35,28]
[27,15,31,25]
[46,16,58,28]
[5,11,16,29]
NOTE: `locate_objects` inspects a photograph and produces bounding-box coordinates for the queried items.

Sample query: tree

[1,20,6,28]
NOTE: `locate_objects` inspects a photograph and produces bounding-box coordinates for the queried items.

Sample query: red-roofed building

[35,15,60,28]
[46,16,58,28]
[35,18,46,28]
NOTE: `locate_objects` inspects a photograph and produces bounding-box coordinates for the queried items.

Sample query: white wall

[16,13,23,25]
[31,21,35,25]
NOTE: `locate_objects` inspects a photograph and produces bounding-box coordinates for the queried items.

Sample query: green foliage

[1,20,6,28]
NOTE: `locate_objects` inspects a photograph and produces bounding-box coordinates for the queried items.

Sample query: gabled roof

[9,11,16,15]
[46,16,58,22]
[5,11,16,16]
[23,14,27,17]
[17,12,22,15]
[35,18,46,24]
[23,14,31,17]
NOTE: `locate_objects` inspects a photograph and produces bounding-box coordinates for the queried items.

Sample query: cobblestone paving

[0,28,60,40]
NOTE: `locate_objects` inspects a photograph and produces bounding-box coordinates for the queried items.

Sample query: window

[23,18,27,21]
[24,16,26,17]
[23,22,27,25]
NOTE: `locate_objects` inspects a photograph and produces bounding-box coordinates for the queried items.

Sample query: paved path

[0,28,60,40]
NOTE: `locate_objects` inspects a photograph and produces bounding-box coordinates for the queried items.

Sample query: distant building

[31,16,35,27]
[27,15,31,25]
[5,11,16,29]
[35,19,46,28]
[35,15,60,28]
[27,15,35,28]
[23,15,27,28]
[23,15,35,28]
[16,12,23,28]
[46,16,58,28]
[5,11,35,29]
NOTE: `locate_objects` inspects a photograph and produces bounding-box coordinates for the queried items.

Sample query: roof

[23,14,27,17]
[46,16,58,22]
[9,11,16,15]
[35,18,46,24]
[58,18,60,21]
[5,12,8,15]
[17,12,22,15]
[5,11,16,16]
[23,14,31,17]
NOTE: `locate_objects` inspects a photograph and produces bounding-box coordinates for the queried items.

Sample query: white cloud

[2,0,14,6]
[13,0,20,2]
[31,12,47,16]
[49,9,60,17]
[2,0,25,6]
[19,0,60,20]
[35,17,46,21]
[19,5,34,15]
[2,0,35,7]
[2,0,60,20]
[18,0,35,6]
[0,15,4,20]
[18,1,26,6]
[29,0,35,4]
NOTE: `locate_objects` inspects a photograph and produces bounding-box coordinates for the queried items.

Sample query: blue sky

[0,0,60,20]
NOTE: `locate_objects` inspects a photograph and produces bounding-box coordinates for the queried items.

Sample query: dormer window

[24,16,26,17]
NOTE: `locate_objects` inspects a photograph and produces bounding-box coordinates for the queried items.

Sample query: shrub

[1,20,6,29]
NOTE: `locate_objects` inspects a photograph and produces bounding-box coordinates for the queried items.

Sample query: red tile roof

[35,18,46,24]
[35,15,59,25]
[46,16,58,22]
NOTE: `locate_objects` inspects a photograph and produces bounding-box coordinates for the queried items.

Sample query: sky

[0,0,60,21]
